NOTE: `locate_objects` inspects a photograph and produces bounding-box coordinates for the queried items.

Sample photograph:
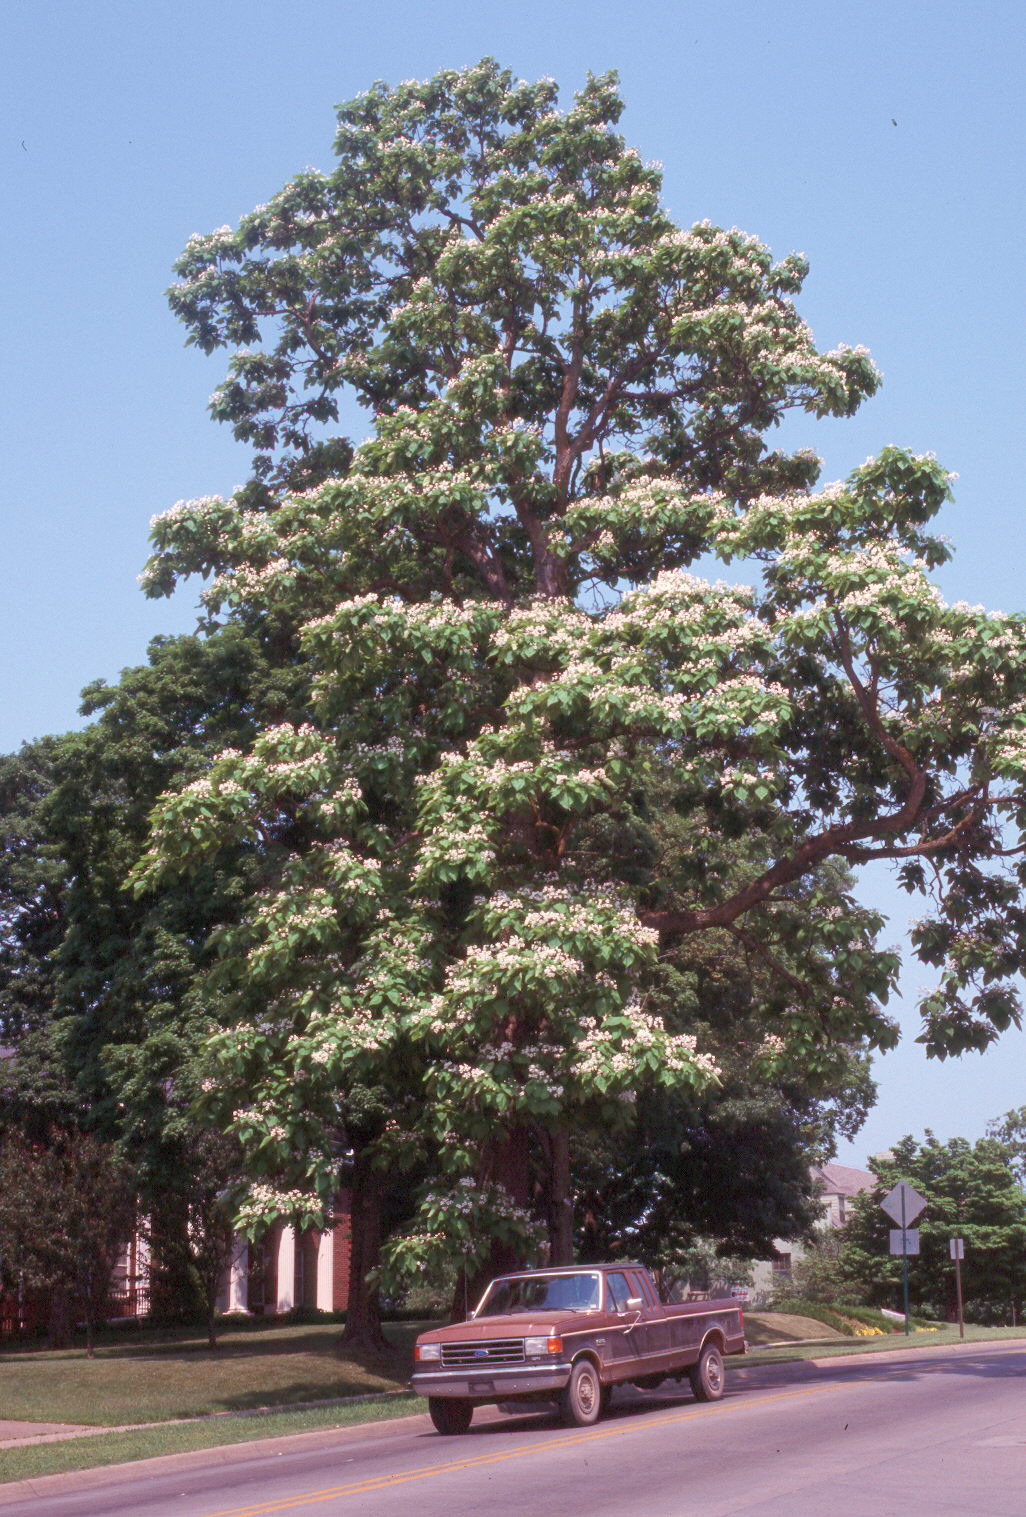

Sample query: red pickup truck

[412,1262,746,1434]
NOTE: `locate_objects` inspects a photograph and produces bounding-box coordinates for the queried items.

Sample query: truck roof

[491,1262,648,1277]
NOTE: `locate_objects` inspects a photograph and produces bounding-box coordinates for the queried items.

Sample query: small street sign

[950,1238,966,1339]
[889,1229,920,1256]
[880,1181,928,1226]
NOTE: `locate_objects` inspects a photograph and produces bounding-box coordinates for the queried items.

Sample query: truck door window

[626,1269,653,1305]
[606,1272,632,1313]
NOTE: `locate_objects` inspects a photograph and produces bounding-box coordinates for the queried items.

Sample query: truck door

[627,1267,670,1362]
[605,1270,647,1365]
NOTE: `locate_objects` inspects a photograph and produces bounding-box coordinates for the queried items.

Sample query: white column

[136,1222,152,1315]
[276,1225,296,1313]
[226,1235,250,1314]
[136,1223,151,1288]
[316,1227,335,1311]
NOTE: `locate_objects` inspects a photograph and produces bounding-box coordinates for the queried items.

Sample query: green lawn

[0,1320,421,1426]
[0,1395,427,1486]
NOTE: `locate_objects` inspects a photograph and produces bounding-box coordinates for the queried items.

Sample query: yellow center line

[196,1385,836,1517]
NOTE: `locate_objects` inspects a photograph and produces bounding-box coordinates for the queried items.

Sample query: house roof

[811,1162,875,1198]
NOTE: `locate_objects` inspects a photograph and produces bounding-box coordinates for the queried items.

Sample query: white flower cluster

[150,495,226,530]
[207,557,292,602]
[235,1183,325,1228]
[574,1004,719,1084]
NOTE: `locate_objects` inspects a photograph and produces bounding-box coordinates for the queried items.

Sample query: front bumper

[411,1361,572,1400]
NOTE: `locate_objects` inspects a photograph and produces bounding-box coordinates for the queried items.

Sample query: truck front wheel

[559,1359,603,1427]
[689,1342,724,1402]
[428,1397,473,1435]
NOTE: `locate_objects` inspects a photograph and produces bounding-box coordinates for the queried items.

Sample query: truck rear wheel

[428,1397,473,1434]
[689,1342,724,1402]
[559,1359,603,1427]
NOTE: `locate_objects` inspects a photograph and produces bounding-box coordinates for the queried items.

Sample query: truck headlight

[414,1342,441,1362]
[524,1335,563,1357]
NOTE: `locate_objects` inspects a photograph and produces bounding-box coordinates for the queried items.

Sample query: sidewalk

[0,1421,99,1449]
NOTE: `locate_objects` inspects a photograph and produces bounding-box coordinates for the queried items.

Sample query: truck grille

[440,1338,525,1367]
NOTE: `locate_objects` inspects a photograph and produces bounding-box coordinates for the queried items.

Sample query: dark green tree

[837,1133,1026,1324]
[987,1106,1026,1189]
[0,628,317,1321]
[0,1127,136,1352]
[0,742,66,1042]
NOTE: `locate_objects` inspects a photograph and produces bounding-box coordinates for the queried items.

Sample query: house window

[772,1252,792,1277]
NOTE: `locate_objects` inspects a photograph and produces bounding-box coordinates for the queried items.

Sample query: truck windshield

[475,1272,601,1316]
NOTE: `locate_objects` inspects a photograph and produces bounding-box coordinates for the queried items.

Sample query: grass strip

[0,1393,426,1485]
[741,1322,1026,1366]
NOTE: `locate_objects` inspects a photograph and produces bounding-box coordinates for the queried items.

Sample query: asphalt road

[4,1341,1025,1516]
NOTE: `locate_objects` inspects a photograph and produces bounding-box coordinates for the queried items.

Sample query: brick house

[2,1198,354,1337]
[215,1199,353,1316]
[105,1197,355,1321]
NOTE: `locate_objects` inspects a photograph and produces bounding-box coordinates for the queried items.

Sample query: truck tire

[689,1342,724,1402]
[428,1397,474,1435]
[559,1359,603,1427]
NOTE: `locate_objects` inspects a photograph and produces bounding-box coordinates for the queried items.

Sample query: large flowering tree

[136,62,1026,1320]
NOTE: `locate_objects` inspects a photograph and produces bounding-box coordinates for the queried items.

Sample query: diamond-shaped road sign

[880,1180,928,1225]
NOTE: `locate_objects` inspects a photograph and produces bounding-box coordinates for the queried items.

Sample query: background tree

[987,1106,1026,1189]
[131,61,1026,1305]
[784,1229,864,1309]
[0,741,66,1043]
[0,629,318,1322]
[0,1127,136,1352]
[837,1133,1026,1323]
[171,1129,245,1349]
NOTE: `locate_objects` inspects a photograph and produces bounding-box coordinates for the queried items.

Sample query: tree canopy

[0,629,307,1323]
[128,61,1026,1288]
[834,1132,1026,1323]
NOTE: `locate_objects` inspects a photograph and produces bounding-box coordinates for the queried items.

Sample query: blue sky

[3,1,1025,1166]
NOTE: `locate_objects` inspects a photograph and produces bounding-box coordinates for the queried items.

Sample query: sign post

[881,1182,928,1335]
[950,1238,965,1340]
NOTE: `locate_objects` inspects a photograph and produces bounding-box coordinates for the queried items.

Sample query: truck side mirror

[625,1296,644,1311]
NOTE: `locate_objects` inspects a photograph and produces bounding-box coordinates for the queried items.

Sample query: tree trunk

[547,1128,574,1265]
[47,1289,73,1350]
[451,1126,533,1320]
[338,1152,387,1354]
